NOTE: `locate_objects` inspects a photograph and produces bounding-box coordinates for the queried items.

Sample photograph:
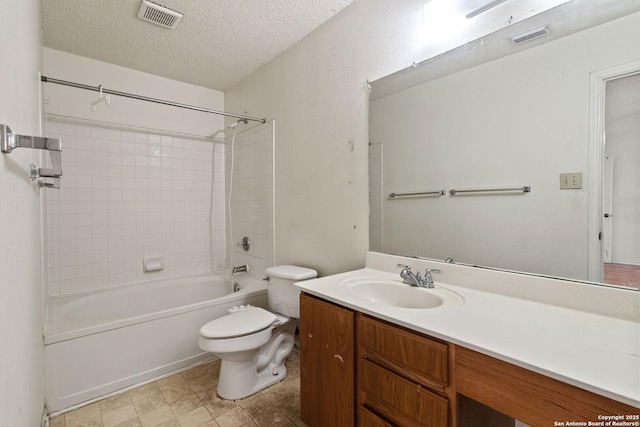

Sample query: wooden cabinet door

[299,293,355,426]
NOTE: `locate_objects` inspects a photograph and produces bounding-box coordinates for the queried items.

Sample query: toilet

[198,265,317,400]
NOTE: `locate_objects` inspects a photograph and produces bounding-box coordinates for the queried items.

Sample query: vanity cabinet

[299,292,639,426]
[299,294,454,427]
[299,293,355,426]
[358,314,454,427]
[456,346,639,426]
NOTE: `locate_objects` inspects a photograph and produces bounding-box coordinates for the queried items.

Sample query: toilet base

[216,320,297,400]
[217,358,288,400]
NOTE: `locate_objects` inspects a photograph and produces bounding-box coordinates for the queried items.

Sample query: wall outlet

[560,172,582,189]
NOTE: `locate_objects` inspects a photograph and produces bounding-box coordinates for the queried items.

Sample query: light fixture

[424,0,466,41]
[511,25,549,44]
[465,0,508,19]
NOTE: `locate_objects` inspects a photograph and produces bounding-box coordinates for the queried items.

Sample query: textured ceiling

[41,0,355,91]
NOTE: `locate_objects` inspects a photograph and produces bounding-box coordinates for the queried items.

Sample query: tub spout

[232,264,248,274]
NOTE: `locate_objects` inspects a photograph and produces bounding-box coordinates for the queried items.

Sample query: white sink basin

[341,277,464,309]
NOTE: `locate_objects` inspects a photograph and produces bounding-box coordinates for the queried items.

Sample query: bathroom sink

[341,278,464,309]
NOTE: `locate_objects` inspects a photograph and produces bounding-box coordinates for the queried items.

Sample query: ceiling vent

[137,0,183,29]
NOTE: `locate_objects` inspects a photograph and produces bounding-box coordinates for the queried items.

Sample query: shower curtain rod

[40,76,266,124]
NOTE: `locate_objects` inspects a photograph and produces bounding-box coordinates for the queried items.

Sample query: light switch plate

[560,172,582,189]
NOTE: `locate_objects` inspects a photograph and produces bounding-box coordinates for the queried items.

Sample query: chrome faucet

[232,264,248,274]
[397,264,420,286]
[396,264,441,288]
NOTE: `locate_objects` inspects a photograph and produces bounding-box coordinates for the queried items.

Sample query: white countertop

[295,262,640,408]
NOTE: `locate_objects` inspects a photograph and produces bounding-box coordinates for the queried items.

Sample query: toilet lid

[200,307,277,339]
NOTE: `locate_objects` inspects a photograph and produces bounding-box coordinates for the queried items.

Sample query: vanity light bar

[512,26,549,44]
[465,0,508,19]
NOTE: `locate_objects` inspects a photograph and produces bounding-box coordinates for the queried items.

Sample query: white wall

[225,0,568,276]
[370,12,640,280]
[0,1,46,425]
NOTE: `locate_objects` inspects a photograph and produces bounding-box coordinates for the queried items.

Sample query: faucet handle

[422,268,442,288]
[396,264,412,275]
[396,264,413,284]
[424,268,441,280]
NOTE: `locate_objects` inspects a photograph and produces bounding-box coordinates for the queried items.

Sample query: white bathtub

[44,273,268,413]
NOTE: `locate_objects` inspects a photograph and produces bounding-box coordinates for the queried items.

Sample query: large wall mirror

[369,0,640,289]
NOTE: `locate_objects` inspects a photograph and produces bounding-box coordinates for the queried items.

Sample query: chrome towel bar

[389,190,446,198]
[388,187,532,199]
[449,186,531,195]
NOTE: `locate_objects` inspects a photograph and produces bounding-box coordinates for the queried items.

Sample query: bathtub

[44,273,268,413]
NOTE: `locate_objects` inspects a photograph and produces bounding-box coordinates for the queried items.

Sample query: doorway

[601,72,640,288]
[589,61,640,289]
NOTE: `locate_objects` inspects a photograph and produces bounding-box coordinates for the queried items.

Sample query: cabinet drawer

[360,359,449,427]
[359,407,393,427]
[358,315,448,385]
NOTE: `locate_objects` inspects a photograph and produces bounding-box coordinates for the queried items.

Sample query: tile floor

[50,358,307,427]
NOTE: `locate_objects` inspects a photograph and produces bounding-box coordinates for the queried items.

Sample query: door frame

[602,156,613,263]
[588,60,640,282]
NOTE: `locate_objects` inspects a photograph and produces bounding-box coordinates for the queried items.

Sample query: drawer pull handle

[334,354,344,363]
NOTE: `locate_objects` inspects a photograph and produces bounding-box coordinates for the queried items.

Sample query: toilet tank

[265,265,317,318]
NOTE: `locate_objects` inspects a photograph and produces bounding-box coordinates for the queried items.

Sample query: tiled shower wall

[45,117,274,296]
[225,123,274,280]
[45,117,228,296]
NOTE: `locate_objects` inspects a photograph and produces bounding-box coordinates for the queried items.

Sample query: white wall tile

[45,117,272,295]
[226,124,274,280]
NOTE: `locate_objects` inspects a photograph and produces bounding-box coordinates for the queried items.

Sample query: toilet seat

[200,307,277,339]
